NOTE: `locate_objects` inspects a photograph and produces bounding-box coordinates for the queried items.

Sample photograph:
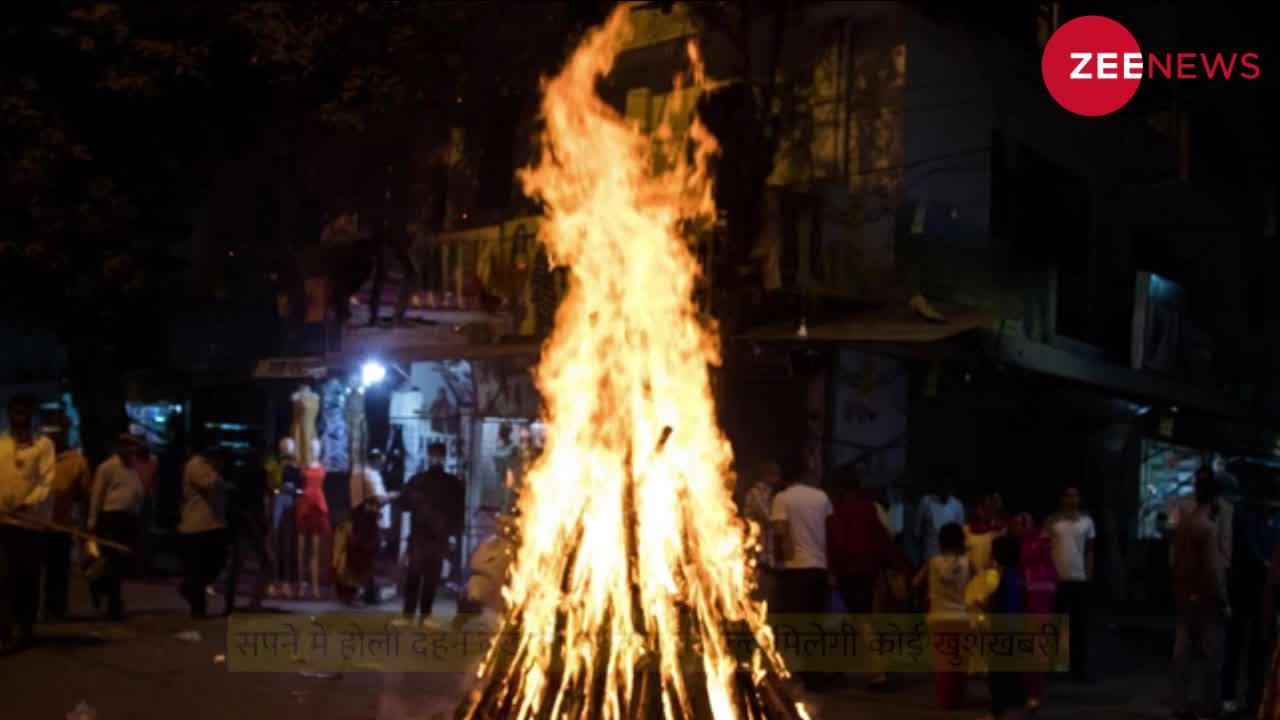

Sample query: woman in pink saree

[1011,512,1057,711]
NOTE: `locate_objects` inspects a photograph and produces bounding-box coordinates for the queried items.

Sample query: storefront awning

[993,334,1247,418]
[738,304,994,344]
[328,324,539,370]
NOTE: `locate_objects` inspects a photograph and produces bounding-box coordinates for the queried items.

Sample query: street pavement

[1,580,1182,719]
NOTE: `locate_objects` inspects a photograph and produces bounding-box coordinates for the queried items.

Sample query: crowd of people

[10,386,1280,718]
[742,457,1280,719]
[0,395,470,655]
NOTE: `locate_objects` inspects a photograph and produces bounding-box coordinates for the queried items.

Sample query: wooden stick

[0,513,133,553]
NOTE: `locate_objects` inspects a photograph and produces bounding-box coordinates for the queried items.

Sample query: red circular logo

[1042,16,1142,117]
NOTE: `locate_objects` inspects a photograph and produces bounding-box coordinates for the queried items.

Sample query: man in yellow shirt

[0,395,56,652]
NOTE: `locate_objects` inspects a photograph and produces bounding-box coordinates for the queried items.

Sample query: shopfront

[1136,437,1214,539]
[258,346,542,586]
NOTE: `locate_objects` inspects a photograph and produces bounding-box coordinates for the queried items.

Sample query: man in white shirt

[178,443,228,618]
[769,473,834,689]
[350,450,391,530]
[914,475,965,560]
[349,449,391,605]
[1047,483,1096,682]
[87,435,143,620]
[0,394,55,651]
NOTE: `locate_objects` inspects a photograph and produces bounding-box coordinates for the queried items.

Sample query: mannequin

[290,384,320,467]
[344,384,367,471]
[294,438,329,599]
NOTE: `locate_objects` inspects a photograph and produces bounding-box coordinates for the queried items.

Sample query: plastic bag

[964,567,1001,612]
[82,540,106,581]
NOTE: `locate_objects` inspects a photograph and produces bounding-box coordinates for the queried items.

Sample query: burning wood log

[457,6,807,720]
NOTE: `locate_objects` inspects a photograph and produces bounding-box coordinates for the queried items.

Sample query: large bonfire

[461,6,806,720]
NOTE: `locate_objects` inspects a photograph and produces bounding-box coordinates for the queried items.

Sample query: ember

[460,6,806,720]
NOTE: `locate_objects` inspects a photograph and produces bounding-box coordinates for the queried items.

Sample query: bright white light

[361,361,387,387]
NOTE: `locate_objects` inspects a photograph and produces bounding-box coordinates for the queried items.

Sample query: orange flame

[463,6,794,719]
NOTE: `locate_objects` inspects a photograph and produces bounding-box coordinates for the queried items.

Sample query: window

[475,98,520,210]
[1012,146,1093,341]
[1037,2,1062,48]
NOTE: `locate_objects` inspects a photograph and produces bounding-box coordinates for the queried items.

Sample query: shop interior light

[361,361,388,387]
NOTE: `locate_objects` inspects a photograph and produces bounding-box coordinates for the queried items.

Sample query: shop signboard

[253,356,328,380]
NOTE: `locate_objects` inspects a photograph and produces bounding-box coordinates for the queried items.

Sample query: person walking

[339,449,389,606]
[769,468,834,691]
[178,443,228,618]
[914,522,973,710]
[224,447,273,614]
[915,474,965,561]
[45,411,90,621]
[1254,517,1280,719]
[1047,483,1095,682]
[1170,471,1229,720]
[985,535,1029,720]
[87,435,144,621]
[1009,512,1055,712]
[398,442,464,624]
[741,460,782,603]
[1221,476,1277,716]
[827,465,902,691]
[965,492,1006,574]
[0,395,55,653]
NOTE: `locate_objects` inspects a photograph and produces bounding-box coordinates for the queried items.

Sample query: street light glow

[360,361,387,387]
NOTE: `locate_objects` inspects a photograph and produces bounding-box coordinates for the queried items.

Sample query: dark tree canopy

[0,1,582,454]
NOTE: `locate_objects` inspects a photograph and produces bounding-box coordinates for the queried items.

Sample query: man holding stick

[0,394,56,653]
[88,434,144,621]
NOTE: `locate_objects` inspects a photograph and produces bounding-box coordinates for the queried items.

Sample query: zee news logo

[1042,15,1261,117]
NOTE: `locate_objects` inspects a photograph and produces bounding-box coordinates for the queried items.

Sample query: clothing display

[344,388,367,472]
[320,379,348,472]
[296,463,330,534]
[290,387,320,468]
